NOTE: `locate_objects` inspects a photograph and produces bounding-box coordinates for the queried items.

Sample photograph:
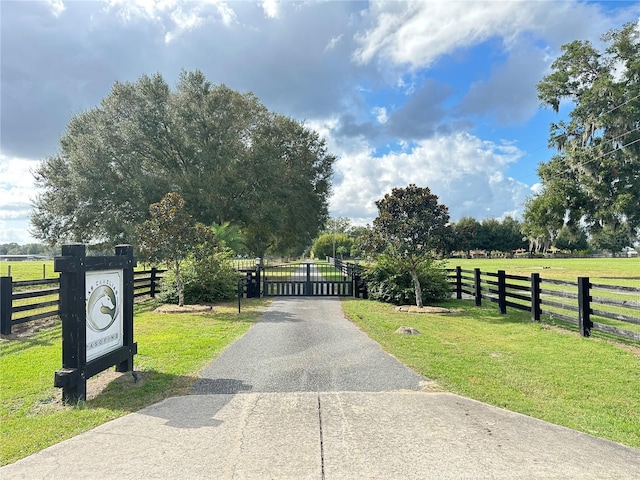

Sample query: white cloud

[102,0,237,43]
[327,130,531,223]
[166,6,206,43]
[0,155,40,243]
[213,1,237,27]
[353,1,541,68]
[261,0,280,19]
[46,0,66,17]
[372,106,387,124]
[352,0,623,71]
[325,34,343,52]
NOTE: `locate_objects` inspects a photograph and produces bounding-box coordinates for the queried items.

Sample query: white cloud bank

[353,0,618,70]
[0,155,40,244]
[326,130,531,225]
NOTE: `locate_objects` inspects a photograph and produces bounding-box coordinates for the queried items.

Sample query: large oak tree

[31,70,335,256]
[528,23,640,251]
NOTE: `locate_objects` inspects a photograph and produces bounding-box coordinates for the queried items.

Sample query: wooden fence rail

[0,268,164,335]
[448,267,640,342]
[328,257,367,298]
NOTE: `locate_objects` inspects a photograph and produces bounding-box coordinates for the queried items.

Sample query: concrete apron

[3,391,640,480]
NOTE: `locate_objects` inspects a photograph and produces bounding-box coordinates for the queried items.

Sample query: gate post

[0,276,13,335]
[255,259,262,298]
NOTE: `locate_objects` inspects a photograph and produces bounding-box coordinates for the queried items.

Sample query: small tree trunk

[410,268,424,308]
[175,260,184,307]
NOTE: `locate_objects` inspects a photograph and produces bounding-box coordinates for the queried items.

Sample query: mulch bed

[394,306,461,314]
[153,304,214,314]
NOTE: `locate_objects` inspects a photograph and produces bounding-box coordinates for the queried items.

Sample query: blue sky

[2,0,639,244]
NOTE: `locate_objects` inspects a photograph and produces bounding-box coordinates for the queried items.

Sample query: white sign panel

[85,269,123,362]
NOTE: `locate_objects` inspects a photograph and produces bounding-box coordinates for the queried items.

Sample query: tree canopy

[361,184,450,308]
[528,23,640,251]
[31,70,335,256]
[312,233,354,259]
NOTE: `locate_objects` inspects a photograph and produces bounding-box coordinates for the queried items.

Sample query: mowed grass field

[0,261,56,281]
[0,261,160,282]
[445,256,640,335]
[445,256,640,283]
[3,256,638,282]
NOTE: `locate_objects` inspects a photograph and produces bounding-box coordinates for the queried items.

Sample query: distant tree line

[447,216,527,257]
[318,211,626,260]
[0,243,57,257]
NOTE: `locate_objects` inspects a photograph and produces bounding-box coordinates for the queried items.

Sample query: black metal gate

[262,263,353,297]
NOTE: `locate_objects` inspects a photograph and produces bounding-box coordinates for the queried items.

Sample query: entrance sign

[86,270,123,361]
[54,244,137,404]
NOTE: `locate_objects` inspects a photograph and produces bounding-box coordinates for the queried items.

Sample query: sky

[2,0,640,245]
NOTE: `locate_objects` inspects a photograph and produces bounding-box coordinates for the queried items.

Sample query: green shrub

[160,250,239,304]
[363,255,450,305]
[312,233,354,259]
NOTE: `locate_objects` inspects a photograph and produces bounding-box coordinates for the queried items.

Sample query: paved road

[192,297,424,394]
[3,296,640,479]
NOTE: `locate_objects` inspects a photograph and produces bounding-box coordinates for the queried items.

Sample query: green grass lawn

[447,257,640,282]
[446,257,640,336]
[0,261,56,281]
[342,298,640,449]
[0,298,270,466]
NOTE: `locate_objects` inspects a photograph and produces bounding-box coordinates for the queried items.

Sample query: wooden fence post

[474,268,482,306]
[578,277,592,337]
[0,276,12,335]
[455,266,462,300]
[149,267,157,298]
[498,270,506,314]
[531,273,541,322]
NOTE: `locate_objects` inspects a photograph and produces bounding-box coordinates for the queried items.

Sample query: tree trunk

[410,268,424,308]
[176,260,184,307]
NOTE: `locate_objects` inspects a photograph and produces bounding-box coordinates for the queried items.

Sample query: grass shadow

[0,325,61,355]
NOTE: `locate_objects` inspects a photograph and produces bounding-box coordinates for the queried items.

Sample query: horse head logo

[87,286,118,332]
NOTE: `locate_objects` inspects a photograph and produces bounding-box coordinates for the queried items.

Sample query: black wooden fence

[328,257,367,298]
[448,267,640,342]
[0,268,164,335]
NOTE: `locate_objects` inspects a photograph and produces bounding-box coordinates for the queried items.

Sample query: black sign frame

[54,244,137,404]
